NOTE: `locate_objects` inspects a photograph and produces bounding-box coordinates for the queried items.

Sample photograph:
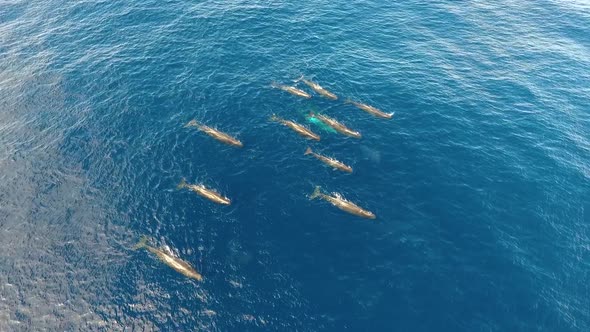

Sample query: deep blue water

[1,0,589,331]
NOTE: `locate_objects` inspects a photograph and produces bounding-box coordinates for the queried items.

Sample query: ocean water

[1,0,589,331]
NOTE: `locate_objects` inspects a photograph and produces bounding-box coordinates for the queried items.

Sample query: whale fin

[304,147,312,155]
[309,186,322,200]
[133,235,149,250]
[184,119,200,128]
[177,178,188,190]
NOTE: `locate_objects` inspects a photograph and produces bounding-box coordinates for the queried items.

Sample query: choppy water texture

[1,1,589,331]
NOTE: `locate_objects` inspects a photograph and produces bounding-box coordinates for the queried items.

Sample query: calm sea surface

[1,1,589,331]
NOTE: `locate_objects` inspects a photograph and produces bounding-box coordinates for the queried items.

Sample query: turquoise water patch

[296,108,337,133]
[307,115,337,133]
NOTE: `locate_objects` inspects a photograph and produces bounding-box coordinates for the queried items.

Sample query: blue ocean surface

[1,0,589,331]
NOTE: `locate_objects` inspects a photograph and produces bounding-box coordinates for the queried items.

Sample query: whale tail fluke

[133,235,149,250]
[185,119,200,128]
[177,178,188,190]
[269,114,280,122]
[309,186,322,200]
[304,147,313,155]
[294,75,305,83]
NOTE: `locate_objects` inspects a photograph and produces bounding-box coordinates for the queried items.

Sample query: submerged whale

[271,82,311,99]
[270,114,320,141]
[345,99,393,119]
[309,186,375,219]
[305,147,352,173]
[296,76,337,100]
[134,236,203,281]
[310,112,361,138]
[185,120,243,147]
[178,178,231,205]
